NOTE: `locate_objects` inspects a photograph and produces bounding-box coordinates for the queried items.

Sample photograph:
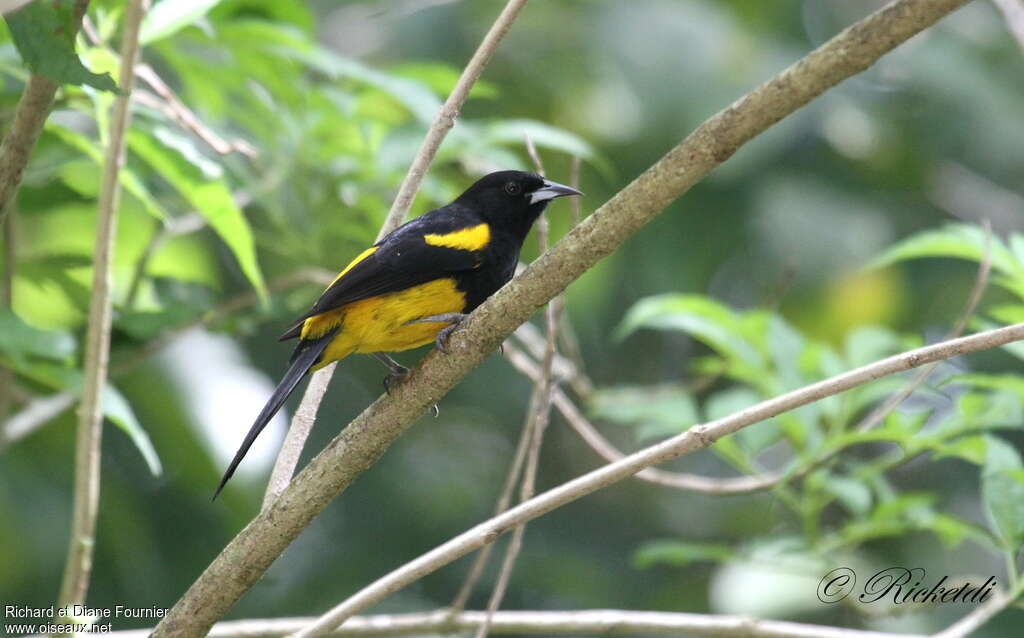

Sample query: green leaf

[1,361,160,475]
[390,62,498,100]
[127,128,266,299]
[589,385,698,442]
[950,373,1024,399]
[47,122,167,220]
[705,387,781,458]
[932,434,988,465]
[633,539,734,568]
[941,390,1023,436]
[868,224,1023,282]
[843,325,910,369]
[115,306,201,341]
[974,318,1024,363]
[140,0,223,45]
[824,475,873,516]
[287,44,442,124]
[872,492,936,522]
[0,308,76,365]
[4,1,118,91]
[475,119,609,174]
[921,512,995,549]
[147,234,222,289]
[765,315,804,384]
[1010,233,1024,268]
[617,294,764,380]
[703,389,765,471]
[982,436,1024,548]
[98,382,162,476]
[986,303,1024,325]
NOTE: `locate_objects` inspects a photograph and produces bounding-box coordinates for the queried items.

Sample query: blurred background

[2,0,1023,635]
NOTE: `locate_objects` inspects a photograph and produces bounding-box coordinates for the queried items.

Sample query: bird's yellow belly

[308,278,466,367]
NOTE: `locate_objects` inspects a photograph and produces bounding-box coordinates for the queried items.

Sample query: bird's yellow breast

[305,277,467,369]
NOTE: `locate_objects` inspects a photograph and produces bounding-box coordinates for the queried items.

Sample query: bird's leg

[406,312,469,354]
[372,352,439,417]
[372,352,408,394]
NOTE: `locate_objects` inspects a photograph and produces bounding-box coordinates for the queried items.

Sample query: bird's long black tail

[213,328,338,500]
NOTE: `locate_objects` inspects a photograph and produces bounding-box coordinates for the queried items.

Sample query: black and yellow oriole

[214,170,581,497]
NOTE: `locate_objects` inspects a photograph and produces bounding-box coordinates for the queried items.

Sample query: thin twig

[133,65,258,157]
[931,583,1021,638]
[262,361,337,510]
[55,0,146,618]
[377,0,530,237]
[553,156,590,397]
[474,141,561,638]
[523,135,545,179]
[259,0,531,508]
[152,4,974,635]
[512,322,589,396]
[448,408,535,613]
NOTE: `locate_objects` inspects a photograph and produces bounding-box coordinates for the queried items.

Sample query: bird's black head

[455,170,582,240]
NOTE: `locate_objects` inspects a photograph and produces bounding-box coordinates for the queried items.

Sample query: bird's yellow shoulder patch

[424,223,491,251]
[329,246,377,287]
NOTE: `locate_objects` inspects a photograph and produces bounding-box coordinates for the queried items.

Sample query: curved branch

[152,2,972,636]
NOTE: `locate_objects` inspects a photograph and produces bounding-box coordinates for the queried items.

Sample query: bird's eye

[504,182,522,196]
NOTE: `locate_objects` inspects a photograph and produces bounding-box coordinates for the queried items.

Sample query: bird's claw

[382,366,409,395]
[373,352,409,395]
[372,351,437,415]
[434,322,459,354]
[406,313,469,354]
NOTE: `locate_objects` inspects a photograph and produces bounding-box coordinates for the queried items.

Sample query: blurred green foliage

[2,1,1023,636]
[611,294,1022,598]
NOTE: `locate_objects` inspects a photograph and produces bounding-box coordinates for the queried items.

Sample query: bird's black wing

[279,206,486,340]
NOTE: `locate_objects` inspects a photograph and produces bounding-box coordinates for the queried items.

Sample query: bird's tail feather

[213,328,338,500]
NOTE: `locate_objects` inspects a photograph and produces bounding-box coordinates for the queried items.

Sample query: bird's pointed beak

[529,179,583,204]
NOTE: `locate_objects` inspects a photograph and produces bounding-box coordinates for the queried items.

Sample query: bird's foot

[372,352,439,416]
[407,312,469,354]
[372,352,409,395]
